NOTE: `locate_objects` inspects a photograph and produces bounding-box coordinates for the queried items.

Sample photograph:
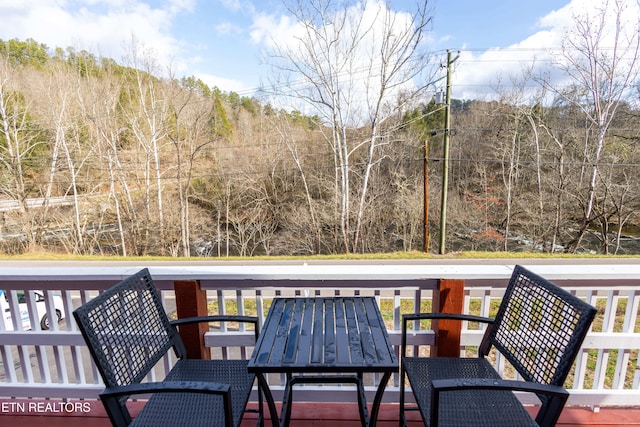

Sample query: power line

[6,151,640,191]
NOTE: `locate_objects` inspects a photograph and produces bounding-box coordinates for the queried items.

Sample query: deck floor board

[3,404,639,426]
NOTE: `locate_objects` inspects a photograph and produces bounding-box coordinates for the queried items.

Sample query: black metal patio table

[248,296,398,427]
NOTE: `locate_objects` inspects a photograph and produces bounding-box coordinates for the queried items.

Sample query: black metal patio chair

[74,268,261,427]
[400,264,597,427]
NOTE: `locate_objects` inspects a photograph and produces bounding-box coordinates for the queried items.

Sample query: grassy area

[2,250,639,261]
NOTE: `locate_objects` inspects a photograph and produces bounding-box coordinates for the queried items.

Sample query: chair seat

[403,357,538,427]
[130,359,255,427]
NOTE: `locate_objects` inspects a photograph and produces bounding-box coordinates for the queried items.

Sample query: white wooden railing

[0,261,638,409]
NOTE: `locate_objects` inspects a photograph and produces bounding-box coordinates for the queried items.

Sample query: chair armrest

[100,380,232,399]
[171,315,258,327]
[403,312,494,324]
[171,315,259,339]
[401,313,494,356]
[431,377,568,397]
[429,378,569,427]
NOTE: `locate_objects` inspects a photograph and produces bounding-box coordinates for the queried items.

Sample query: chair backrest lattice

[486,265,596,388]
[74,268,182,389]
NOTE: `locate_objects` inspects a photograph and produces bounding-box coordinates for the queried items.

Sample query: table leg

[369,372,392,427]
[256,372,279,427]
[356,373,367,427]
[282,373,294,427]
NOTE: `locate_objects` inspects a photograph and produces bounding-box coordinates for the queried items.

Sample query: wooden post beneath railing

[174,280,211,359]
[433,279,464,357]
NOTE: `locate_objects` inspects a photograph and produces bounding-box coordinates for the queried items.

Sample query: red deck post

[433,279,464,357]
[174,280,211,359]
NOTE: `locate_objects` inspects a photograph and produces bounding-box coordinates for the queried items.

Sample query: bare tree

[120,39,171,254]
[274,114,322,253]
[38,62,101,254]
[499,70,549,252]
[267,0,435,252]
[537,105,571,253]
[166,81,231,257]
[80,65,137,256]
[0,59,45,250]
[547,0,640,252]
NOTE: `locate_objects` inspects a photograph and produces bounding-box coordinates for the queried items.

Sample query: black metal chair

[400,264,597,427]
[74,268,261,427]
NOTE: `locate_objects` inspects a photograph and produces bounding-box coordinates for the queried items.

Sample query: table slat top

[248,297,398,373]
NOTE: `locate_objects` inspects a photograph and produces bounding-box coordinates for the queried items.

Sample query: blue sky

[431,0,563,47]
[0,0,634,100]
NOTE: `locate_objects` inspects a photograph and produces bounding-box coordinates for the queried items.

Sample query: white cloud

[450,0,640,101]
[218,0,243,12]
[0,0,186,73]
[0,0,155,59]
[0,0,265,91]
[250,12,301,47]
[196,71,253,93]
[215,21,243,36]
[167,0,196,14]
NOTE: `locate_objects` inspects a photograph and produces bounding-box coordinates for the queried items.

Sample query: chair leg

[257,382,265,427]
[100,396,132,427]
[536,395,568,427]
[399,365,406,427]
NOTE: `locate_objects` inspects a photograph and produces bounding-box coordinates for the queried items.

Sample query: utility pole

[439,50,459,255]
[423,139,429,252]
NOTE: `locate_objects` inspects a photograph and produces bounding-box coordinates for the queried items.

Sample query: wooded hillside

[1,37,639,256]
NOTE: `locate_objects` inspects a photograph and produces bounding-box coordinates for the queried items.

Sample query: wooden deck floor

[2,402,640,426]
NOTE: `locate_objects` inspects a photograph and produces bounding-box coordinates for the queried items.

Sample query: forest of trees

[1,0,639,257]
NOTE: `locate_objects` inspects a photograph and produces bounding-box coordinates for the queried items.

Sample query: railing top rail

[0,260,638,290]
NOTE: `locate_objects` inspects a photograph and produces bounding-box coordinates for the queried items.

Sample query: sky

[0,0,637,101]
